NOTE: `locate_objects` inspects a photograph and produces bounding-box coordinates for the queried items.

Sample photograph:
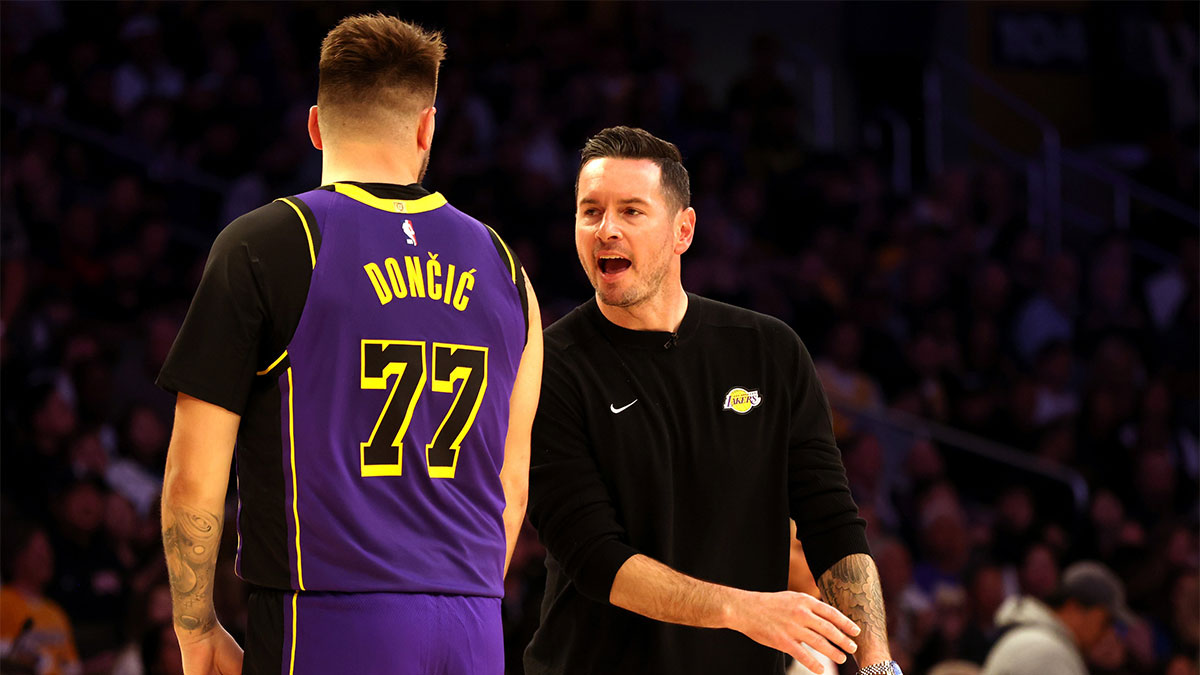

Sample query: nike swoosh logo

[609,399,638,414]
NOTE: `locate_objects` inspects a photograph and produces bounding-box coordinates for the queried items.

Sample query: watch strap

[858,661,902,675]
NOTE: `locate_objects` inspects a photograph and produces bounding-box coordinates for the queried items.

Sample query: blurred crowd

[1,3,1196,675]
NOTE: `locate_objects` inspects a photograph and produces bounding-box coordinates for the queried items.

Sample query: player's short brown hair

[318,14,446,127]
[577,126,691,211]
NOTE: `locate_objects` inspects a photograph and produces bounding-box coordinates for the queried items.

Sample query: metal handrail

[943,113,1043,231]
[938,103,1197,258]
[936,52,1057,131]
[834,402,1091,513]
[923,69,945,177]
[927,52,1196,249]
[928,52,1063,253]
[878,109,912,195]
[788,42,836,151]
[1060,148,1200,230]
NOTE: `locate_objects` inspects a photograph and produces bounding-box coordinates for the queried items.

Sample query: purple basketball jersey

[263,185,525,597]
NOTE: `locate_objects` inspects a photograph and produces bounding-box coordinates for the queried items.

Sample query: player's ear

[673,206,696,255]
[417,106,436,151]
[308,105,323,151]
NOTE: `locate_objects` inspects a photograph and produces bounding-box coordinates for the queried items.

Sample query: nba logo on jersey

[402,219,418,246]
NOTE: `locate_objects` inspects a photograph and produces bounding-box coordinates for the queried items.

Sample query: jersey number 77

[359,339,488,479]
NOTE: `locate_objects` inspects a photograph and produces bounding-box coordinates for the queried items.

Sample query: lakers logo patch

[723,387,761,414]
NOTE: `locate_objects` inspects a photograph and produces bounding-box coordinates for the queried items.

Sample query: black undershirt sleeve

[528,345,638,603]
[157,200,311,415]
[784,328,871,581]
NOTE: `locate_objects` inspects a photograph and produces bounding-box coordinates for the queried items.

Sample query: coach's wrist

[851,638,891,671]
[714,586,744,631]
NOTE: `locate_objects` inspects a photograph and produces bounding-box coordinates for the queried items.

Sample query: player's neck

[321,141,423,186]
[597,284,688,333]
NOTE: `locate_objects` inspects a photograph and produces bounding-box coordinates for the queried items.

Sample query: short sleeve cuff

[155,372,246,416]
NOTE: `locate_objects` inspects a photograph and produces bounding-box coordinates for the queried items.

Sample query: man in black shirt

[524,127,900,675]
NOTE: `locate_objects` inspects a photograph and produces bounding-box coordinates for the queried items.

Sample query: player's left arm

[500,273,542,575]
[161,393,244,674]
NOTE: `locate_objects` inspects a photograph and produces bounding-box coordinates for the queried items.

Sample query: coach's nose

[596,211,622,240]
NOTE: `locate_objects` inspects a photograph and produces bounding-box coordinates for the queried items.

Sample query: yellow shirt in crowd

[0,586,81,675]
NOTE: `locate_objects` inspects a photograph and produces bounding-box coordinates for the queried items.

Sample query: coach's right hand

[726,590,860,675]
[179,622,244,675]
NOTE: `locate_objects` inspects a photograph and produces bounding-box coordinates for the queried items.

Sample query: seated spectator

[105,405,166,516]
[913,482,971,596]
[981,561,1134,675]
[0,522,81,675]
[111,583,173,675]
[1030,341,1078,427]
[1015,543,1060,602]
[815,319,884,439]
[138,622,183,675]
[47,478,126,669]
[842,433,901,531]
[1080,236,1144,339]
[1012,253,1079,365]
[1169,570,1199,657]
[915,585,972,672]
[873,535,934,665]
[958,563,1009,663]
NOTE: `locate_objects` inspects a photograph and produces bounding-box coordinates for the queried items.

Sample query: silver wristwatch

[858,662,903,675]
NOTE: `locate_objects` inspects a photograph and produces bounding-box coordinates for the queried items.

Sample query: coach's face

[575,158,695,310]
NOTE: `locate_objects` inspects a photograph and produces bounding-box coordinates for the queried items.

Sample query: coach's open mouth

[598,256,631,275]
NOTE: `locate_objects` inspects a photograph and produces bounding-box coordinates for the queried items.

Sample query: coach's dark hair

[577,126,691,211]
[318,14,446,126]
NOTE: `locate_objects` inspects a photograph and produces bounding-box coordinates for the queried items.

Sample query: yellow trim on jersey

[289,591,298,675]
[287,367,306,590]
[333,182,448,214]
[485,225,518,285]
[277,197,316,269]
[257,349,289,376]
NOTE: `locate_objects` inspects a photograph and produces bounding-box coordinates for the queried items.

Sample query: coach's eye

[624,208,641,216]
[581,208,599,217]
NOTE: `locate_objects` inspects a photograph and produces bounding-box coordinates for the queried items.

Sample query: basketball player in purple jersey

[157,14,542,675]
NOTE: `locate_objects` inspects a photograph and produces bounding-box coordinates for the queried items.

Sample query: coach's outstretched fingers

[725,589,860,673]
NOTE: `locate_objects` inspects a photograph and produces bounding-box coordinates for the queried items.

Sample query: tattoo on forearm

[817,553,888,657]
[163,504,222,634]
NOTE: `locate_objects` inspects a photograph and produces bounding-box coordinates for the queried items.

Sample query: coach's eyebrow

[578,197,652,206]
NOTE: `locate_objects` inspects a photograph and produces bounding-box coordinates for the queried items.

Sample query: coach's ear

[673,206,696,255]
[308,105,323,150]
[417,106,436,151]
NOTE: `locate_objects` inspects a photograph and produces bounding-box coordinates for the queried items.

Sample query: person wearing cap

[980,561,1135,675]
